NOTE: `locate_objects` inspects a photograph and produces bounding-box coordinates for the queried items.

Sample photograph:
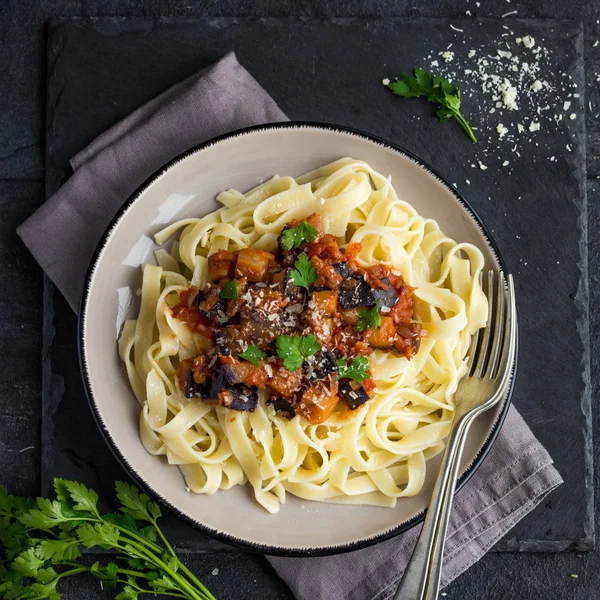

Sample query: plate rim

[78,120,517,557]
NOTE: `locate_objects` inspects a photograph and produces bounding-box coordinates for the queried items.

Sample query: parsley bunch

[384,68,477,142]
[0,479,216,600]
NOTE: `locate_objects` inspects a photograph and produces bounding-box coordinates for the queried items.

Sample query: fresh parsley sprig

[384,68,477,143]
[0,479,216,600]
[219,280,238,300]
[289,253,318,291]
[238,345,266,366]
[355,299,382,333]
[280,220,319,251]
[276,334,322,371]
[336,356,370,383]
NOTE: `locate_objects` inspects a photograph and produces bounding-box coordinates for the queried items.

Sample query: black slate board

[44,17,591,551]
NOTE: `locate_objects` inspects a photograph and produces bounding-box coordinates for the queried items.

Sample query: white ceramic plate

[80,123,516,556]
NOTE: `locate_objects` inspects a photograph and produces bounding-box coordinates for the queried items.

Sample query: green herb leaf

[34,533,81,563]
[290,253,318,291]
[238,345,267,366]
[19,499,71,530]
[281,220,319,251]
[76,522,120,549]
[115,481,160,524]
[104,511,138,533]
[276,335,322,371]
[60,480,99,516]
[220,279,239,300]
[11,548,45,577]
[384,69,477,142]
[355,299,382,332]
[297,334,321,358]
[337,356,370,383]
[115,585,140,600]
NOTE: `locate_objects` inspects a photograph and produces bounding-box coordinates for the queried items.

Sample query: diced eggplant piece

[184,369,204,398]
[372,277,399,309]
[219,385,258,412]
[311,290,338,315]
[267,364,304,398]
[235,248,273,282]
[306,349,338,380]
[216,326,243,356]
[207,251,236,283]
[333,262,350,279]
[339,380,370,410]
[338,277,375,309]
[296,384,339,424]
[269,397,296,420]
[197,294,228,325]
[185,368,225,400]
[275,267,303,300]
[221,360,268,388]
[364,316,397,348]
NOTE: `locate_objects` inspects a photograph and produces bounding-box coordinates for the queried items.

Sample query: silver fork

[393,270,517,600]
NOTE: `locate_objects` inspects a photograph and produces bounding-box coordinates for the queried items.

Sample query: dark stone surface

[0,2,598,599]
[43,16,591,553]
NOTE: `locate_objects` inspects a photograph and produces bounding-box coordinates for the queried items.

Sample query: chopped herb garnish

[276,334,322,371]
[336,356,370,383]
[384,68,477,143]
[280,220,319,251]
[238,345,266,366]
[220,279,238,300]
[289,253,318,291]
[355,299,382,332]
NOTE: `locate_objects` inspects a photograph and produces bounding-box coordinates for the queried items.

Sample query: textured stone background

[1,1,599,599]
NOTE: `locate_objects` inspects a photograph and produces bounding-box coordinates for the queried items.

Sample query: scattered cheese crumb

[431,60,439,67]
[502,160,510,166]
[496,123,508,138]
[382,78,390,86]
[515,37,522,44]
[479,162,488,170]
[440,50,455,62]
[450,25,464,33]
[501,10,518,17]
[570,574,578,579]
[468,49,476,58]
[564,100,571,110]
[212,568,219,576]
[466,179,471,184]
[530,80,543,92]
[529,121,540,132]
[573,93,580,98]
[499,79,518,110]
[517,123,524,133]
[593,41,599,48]
[569,113,576,120]
[522,35,535,48]
[465,9,472,16]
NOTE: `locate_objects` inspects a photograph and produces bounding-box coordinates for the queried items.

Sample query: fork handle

[393,414,473,600]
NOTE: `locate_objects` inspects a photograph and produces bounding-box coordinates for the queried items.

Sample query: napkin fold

[18,52,563,599]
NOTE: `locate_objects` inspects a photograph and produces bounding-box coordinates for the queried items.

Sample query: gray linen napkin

[17,52,562,599]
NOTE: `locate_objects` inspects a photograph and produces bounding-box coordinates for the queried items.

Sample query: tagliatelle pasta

[118,158,488,513]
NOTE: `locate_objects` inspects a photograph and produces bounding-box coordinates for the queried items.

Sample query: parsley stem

[118,537,208,600]
[451,108,477,142]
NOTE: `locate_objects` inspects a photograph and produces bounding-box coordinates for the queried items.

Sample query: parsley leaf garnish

[281,220,319,251]
[238,345,267,366]
[276,334,322,371]
[220,279,238,300]
[290,253,317,291]
[355,299,382,332]
[384,68,477,142]
[336,356,370,382]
